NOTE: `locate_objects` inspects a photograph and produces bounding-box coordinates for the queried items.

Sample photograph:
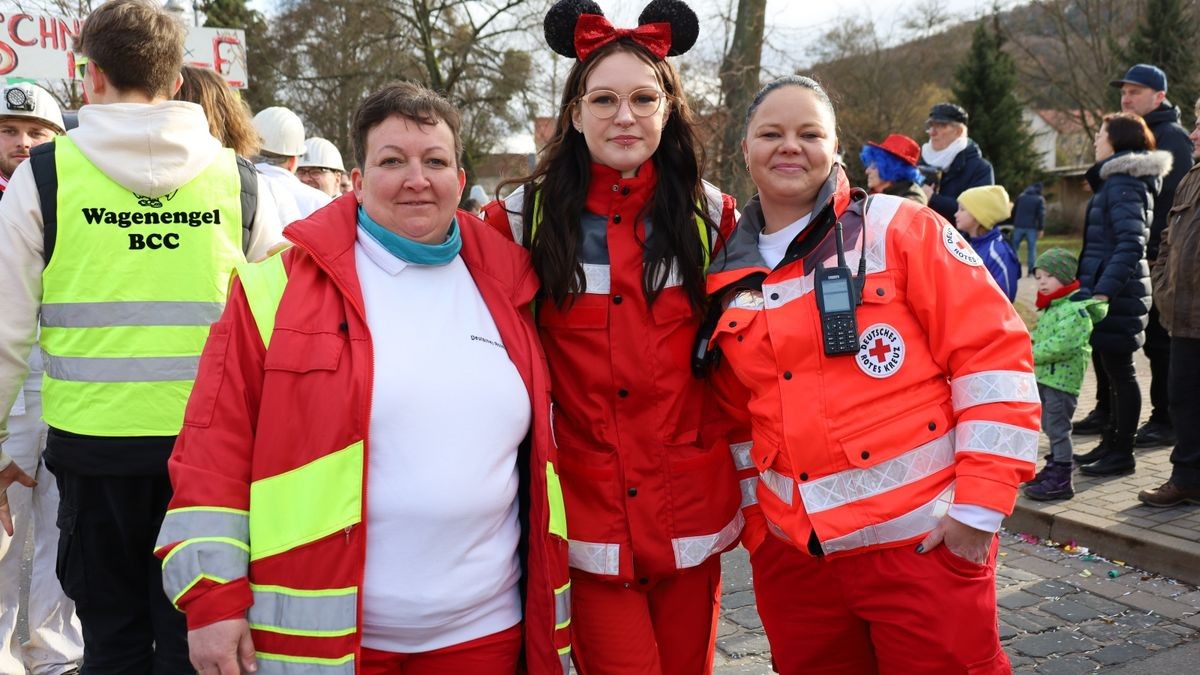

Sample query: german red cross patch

[941,224,983,267]
[855,323,905,378]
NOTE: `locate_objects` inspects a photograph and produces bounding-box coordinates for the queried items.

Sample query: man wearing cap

[296,136,345,199]
[1144,95,1200,507]
[859,133,928,204]
[0,1,282,669]
[918,102,996,223]
[1011,182,1046,276]
[1081,64,1195,447]
[252,106,331,222]
[0,82,83,675]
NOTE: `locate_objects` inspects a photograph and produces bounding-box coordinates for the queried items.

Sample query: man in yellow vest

[0,1,281,671]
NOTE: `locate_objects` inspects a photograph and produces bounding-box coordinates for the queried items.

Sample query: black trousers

[1169,337,1200,488]
[1090,349,1110,417]
[54,469,194,674]
[1143,305,1172,424]
[1096,349,1141,443]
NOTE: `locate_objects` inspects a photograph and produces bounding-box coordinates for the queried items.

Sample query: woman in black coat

[1075,112,1173,476]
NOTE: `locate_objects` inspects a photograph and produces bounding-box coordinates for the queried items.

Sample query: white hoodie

[0,101,283,466]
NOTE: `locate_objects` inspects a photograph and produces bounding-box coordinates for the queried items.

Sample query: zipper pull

[344,525,353,544]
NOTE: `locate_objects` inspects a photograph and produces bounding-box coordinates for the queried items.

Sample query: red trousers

[751,534,1009,675]
[359,623,521,675]
[570,556,722,675]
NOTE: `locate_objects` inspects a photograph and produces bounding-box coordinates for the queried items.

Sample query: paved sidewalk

[1007,274,1200,585]
[715,531,1200,673]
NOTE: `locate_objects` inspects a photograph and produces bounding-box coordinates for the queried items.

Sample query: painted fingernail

[915,544,925,553]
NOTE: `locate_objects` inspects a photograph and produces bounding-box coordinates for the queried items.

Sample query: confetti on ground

[1081,554,1098,561]
[1080,569,1093,577]
[1017,533,1040,545]
[1108,570,1122,578]
[1114,560,1126,566]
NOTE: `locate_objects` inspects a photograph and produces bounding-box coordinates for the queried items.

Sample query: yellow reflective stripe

[236,253,288,348]
[255,652,355,675]
[171,573,230,607]
[160,536,248,604]
[249,441,363,561]
[545,462,567,539]
[554,581,571,630]
[696,212,710,271]
[558,645,571,655]
[247,584,356,638]
[156,507,249,550]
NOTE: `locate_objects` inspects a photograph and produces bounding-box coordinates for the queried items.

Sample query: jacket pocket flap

[838,401,951,469]
[263,330,345,373]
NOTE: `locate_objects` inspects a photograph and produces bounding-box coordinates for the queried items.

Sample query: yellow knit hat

[958,185,1011,229]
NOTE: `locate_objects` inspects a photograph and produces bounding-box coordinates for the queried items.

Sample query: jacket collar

[585,160,656,215]
[284,193,538,309]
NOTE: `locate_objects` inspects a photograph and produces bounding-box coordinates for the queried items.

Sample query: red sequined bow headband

[573,14,672,62]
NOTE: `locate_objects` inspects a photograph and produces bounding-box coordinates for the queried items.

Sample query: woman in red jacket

[706,76,1040,673]
[481,2,744,673]
[155,82,571,675]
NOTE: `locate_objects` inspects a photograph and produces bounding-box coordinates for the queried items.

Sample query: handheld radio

[815,221,860,356]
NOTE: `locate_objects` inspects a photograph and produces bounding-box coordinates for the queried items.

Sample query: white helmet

[298,137,345,172]
[253,106,306,156]
[0,84,65,134]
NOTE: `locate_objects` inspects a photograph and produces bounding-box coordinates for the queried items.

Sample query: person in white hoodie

[252,106,332,223]
[0,82,84,675]
[0,1,282,671]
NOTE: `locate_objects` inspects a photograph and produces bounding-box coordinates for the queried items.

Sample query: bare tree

[714,0,766,205]
[263,0,540,181]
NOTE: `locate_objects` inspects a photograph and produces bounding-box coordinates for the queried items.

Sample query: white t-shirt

[256,163,331,223]
[356,228,527,653]
[757,212,814,269]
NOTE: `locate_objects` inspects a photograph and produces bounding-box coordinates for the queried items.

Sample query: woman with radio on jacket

[154,81,571,675]
[481,2,745,673]
[702,76,1040,674]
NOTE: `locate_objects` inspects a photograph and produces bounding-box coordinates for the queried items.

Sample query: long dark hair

[502,40,713,310]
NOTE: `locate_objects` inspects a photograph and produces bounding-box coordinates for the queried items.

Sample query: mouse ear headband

[544,0,699,63]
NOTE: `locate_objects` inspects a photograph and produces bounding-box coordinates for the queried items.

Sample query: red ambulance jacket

[707,168,1039,557]
[155,196,572,674]
[482,161,747,585]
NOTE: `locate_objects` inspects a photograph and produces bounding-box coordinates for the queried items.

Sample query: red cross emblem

[868,338,892,363]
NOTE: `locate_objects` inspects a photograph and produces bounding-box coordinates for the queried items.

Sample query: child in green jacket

[1024,248,1108,501]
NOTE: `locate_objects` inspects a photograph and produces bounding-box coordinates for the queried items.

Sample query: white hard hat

[468,185,488,204]
[298,137,345,172]
[0,83,65,134]
[253,106,307,156]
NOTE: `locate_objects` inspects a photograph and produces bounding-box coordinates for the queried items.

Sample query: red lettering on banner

[39,16,57,50]
[10,14,36,47]
[213,35,238,76]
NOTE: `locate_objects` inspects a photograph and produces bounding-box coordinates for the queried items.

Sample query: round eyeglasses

[577,88,668,119]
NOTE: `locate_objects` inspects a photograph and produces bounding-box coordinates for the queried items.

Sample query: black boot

[1073,408,1109,434]
[1079,434,1135,476]
[1073,428,1110,465]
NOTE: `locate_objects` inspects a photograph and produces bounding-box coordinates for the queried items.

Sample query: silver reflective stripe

[767,520,794,544]
[650,261,684,289]
[41,301,224,328]
[951,370,1039,412]
[739,477,759,508]
[560,650,571,674]
[581,264,611,294]
[554,585,570,626]
[255,654,354,675]
[799,431,956,514]
[568,540,620,575]
[44,354,199,382]
[730,441,754,470]
[821,484,955,554]
[156,509,248,550]
[956,420,1039,463]
[672,511,745,569]
[248,585,356,635]
[762,195,898,310]
[760,468,794,505]
[161,539,248,601]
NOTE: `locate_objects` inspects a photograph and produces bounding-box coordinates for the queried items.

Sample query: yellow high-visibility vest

[38,137,245,436]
